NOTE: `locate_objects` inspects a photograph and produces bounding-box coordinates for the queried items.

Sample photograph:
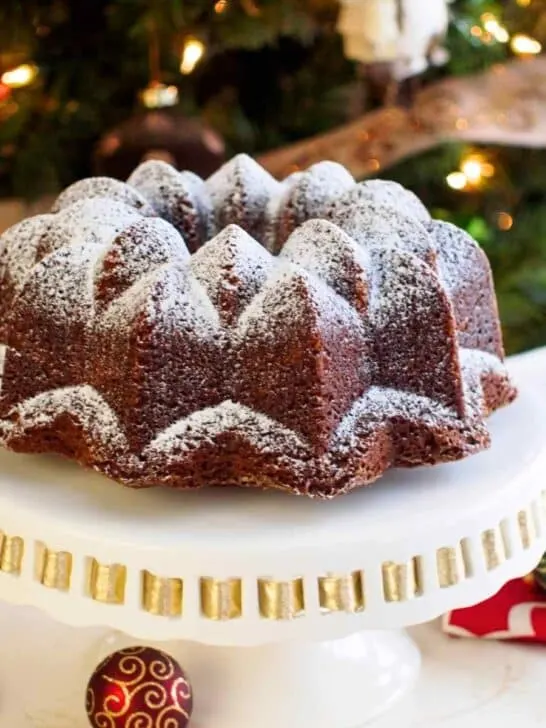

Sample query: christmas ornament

[443,572,546,642]
[86,646,193,728]
[95,83,225,180]
[337,0,450,80]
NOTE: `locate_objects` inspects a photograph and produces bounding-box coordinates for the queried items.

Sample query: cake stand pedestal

[0,353,545,728]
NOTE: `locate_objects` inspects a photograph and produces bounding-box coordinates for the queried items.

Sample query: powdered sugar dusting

[280,219,369,303]
[329,199,435,263]
[145,399,308,459]
[51,176,155,216]
[48,198,144,250]
[235,259,363,343]
[432,220,483,293]
[191,225,273,323]
[0,214,55,304]
[368,244,433,329]
[345,180,431,223]
[94,217,189,307]
[206,154,281,240]
[16,242,107,325]
[99,263,221,342]
[8,385,128,456]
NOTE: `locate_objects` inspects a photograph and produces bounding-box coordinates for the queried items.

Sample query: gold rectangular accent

[482,528,505,570]
[518,510,534,550]
[258,577,305,620]
[142,570,183,617]
[0,532,24,574]
[88,559,126,604]
[437,547,463,588]
[382,558,422,602]
[319,571,364,613]
[36,544,72,591]
[200,577,242,620]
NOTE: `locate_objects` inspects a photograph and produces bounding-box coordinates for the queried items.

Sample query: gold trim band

[319,571,364,613]
[36,543,72,590]
[88,559,126,604]
[142,570,183,617]
[482,527,505,571]
[382,558,422,602]
[258,578,305,620]
[0,532,24,574]
[200,577,242,620]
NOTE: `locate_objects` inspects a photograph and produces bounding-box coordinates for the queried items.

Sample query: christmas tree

[1,0,545,353]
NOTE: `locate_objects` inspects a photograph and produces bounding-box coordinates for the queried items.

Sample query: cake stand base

[91,629,420,728]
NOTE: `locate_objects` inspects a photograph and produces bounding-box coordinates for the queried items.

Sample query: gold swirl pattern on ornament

[142,570,183,617]
[258,577,305,619]
[318,571,364,613]
[90,651,190,728]
[88,559,127,604]
[36,542,72,590]
[382,557,423,602]
[0,532,24,574]
[200,577,242,620]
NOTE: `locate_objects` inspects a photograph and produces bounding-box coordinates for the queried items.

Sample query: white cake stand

[0,352,545,728]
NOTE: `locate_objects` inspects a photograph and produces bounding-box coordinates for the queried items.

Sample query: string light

[497,212,514,231]
[511,34,542,55]
[461,158,485,184]
[140,82,179,109]
[1,63,38,89]
[447,155,495,191]
[446,172,468,190]
[516,0,531,6]
[481,14,509,43]
[214,0,229,12]
[180,39,206,75]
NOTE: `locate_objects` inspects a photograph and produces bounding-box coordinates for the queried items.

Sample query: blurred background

[0,0,545,353]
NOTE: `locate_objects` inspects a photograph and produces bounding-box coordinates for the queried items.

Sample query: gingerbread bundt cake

[0,155,516,498]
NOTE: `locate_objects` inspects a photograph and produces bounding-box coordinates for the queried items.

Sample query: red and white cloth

[443,577,546,642]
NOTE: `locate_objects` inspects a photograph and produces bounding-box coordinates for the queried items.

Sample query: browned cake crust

[0,157,516,498]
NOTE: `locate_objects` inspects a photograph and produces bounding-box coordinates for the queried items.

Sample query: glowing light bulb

[446,172,468,190]
[140,83,179,109]
[1,63,38,88]
[461,159,484,184]
[497,212,514,231]
[215,0,229,12]
[511,34,542,55]
[180,39,206,75]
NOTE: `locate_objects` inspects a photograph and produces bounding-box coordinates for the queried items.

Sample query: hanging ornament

[86,646,193,728]
[95,19,225,179]
[337,0,450,81]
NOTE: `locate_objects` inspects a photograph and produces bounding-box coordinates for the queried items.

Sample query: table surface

[0,599,545,728]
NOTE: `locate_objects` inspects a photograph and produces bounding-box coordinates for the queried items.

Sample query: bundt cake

[0,154,516,498]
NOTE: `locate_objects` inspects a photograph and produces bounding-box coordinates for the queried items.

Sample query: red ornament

[86,646,193,728]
